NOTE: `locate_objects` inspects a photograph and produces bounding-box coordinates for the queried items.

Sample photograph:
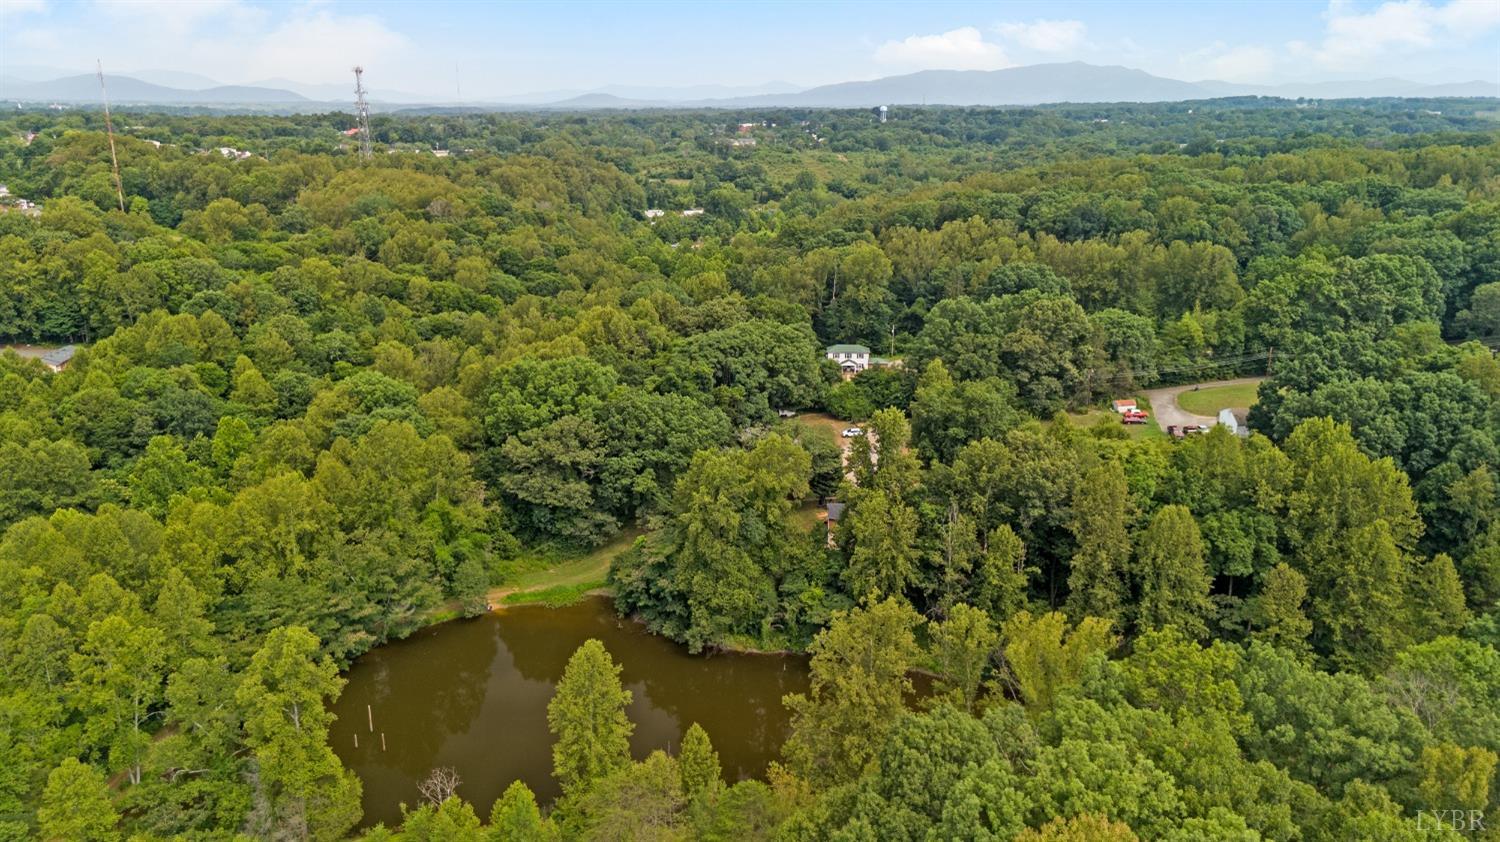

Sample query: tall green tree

[678,722,723,803]
[930,603,999,713]
[1065,462,1131,625]
[548,639,634,799]
[37,758,118,842]
[1133,504,1213,638]
[1249,564,1312,657]
[236,626,361,841]
[783,597,922,787]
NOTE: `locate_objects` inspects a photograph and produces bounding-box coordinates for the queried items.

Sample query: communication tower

[352,66,372,160]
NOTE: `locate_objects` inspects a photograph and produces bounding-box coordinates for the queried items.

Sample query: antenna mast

[352,66,372,160]
[96,60,125,212]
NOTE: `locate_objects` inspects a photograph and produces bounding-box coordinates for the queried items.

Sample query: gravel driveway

[1142,377,1265,433]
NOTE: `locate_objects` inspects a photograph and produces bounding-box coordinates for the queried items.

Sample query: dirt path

[1142,376,1265,433]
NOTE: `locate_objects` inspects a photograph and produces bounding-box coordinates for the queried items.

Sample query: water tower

[878,105,888,124]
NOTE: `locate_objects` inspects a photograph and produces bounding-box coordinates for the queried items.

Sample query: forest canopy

[1,97,1499,840]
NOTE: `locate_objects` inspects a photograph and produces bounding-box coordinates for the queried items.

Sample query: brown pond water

[330,597,810,828]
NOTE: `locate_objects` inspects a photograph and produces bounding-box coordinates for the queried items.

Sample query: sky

[2,0,1498,98]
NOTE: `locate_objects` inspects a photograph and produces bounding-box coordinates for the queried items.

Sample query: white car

[841,427,864,437]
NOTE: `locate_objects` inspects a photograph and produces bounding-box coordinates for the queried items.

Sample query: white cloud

[0,0,46,17]
[9,1,407,86]
[874,26,1011,71]
[232,9,406,82]
[995,19,1086,53]
[1182,43,1276,82]
[1297,0,1500,70]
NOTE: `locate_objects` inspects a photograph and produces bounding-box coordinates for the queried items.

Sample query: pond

[329,597,810,828]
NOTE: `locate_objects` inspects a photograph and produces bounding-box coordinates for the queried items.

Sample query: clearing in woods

[1175,381,1263,416]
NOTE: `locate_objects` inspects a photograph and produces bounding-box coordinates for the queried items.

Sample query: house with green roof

[825,343,870,377]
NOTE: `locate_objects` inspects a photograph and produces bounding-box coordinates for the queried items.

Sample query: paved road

[1142,376,1266,433]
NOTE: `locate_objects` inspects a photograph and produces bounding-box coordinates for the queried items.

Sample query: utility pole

[96,60,125,212]
[352,66,372,160]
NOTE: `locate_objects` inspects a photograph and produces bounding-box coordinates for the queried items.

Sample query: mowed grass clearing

[494,527,644,605]
[1065,409,1167,441]
[1176,382,1262,416]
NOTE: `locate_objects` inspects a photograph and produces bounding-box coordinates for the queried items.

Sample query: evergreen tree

[547,639,634,798]
[844,488,920,599]
[38,758,118,842]
[1065,462,1131,625]
[976,523,1031,622]
[1134,504,1213,638]
[678,722,723,802]
[1249,563,1313,657]
[1416,553,1470,639]
[487,781,551,842]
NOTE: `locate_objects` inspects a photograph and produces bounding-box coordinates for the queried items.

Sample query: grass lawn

[1176,382,1262,416]
[493,526,644,603]
[1066,409,1166,441]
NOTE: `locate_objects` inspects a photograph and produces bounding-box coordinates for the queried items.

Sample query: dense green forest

[2,98,1499,840]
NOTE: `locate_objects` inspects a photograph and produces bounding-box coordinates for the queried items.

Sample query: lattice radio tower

[352,66,372,160]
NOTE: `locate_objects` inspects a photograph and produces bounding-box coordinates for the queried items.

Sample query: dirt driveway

[1142,377,1265,433]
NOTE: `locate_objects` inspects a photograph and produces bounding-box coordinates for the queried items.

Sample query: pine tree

[1250,563,1313,657]
[38,758,118,842]
[678,722,722,802]
[1065,462,1131,624]
[548,639,633,798]
[976,524,1030,622]
[1416,553,1470,639]
[487,781,551,841]
[845,488,921,599]
[1135,504,1213,638]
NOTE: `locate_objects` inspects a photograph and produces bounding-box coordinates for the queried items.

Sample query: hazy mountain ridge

[1,74,307,104]
[2,62,1494,109]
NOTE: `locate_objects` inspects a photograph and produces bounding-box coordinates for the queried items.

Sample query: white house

[825,344,871,376]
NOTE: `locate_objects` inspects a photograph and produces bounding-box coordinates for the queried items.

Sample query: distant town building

[681,208,705,217]
[826,343,871,377]
[40,345,75,372]
[644,208,666,220]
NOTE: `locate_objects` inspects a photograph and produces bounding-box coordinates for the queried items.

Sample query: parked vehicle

[841,427,864,437]
[1122,414,1148,425]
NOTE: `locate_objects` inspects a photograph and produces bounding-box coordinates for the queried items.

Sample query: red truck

[1121,409,1149,425]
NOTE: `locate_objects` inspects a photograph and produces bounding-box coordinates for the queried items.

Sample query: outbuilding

[40,345,75,372]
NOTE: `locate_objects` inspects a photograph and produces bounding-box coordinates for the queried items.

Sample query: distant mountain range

[2,62,1495,110]
[0,74,308,104]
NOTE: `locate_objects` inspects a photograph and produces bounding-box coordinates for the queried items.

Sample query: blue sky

[2,0,1497,97]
